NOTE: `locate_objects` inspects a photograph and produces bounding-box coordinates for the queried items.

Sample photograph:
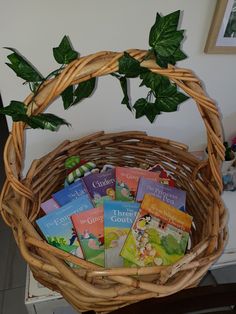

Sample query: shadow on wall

[0,94,9,190]
[222,112,236,142]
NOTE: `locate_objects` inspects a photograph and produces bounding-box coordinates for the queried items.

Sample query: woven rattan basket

[0,49,228,313]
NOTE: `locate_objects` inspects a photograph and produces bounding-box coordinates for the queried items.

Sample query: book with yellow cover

[120,194,192,267]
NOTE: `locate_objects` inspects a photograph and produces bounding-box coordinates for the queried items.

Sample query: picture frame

[205,0,236,53]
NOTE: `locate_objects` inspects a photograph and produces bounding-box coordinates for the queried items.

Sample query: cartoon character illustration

[88,238,101,250]
[106,187,115,200]
[83,229,90,239]
[134,214,152,240]
[98,233,104,246]
[117,181,131,198]
[69,227,77,246]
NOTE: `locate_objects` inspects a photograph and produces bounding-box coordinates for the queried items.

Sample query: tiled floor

[0,213,236,313]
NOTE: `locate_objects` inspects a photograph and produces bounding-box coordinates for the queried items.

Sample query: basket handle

[3,49,224,200]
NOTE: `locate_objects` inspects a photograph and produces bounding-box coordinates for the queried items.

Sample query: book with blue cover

[36,194,94,258]
[52,179,89,206]
[136,177,186,211]
[103,200,140,267]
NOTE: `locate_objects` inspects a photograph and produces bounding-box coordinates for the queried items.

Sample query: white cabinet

[212,191,236,269]
[25,270,78,314]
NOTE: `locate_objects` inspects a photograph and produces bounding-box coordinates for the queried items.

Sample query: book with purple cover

[82,169,116,207]
[36,194,94,258]
[136,177,186,211]
[41,198,60,214]
[52,179,89,206]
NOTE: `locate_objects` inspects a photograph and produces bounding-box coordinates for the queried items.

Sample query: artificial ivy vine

[0,10,189,131]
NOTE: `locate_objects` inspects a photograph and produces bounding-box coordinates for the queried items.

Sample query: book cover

[148,164,175,187]
[82,169,116,207]
[104,200,140,267]
[52,179,89,206]
[120,194,192,267]
[71,207,104,267]
[41,198,60,214]
[136,177,186,211]
[115,166,167,202]
[36,194,94,258]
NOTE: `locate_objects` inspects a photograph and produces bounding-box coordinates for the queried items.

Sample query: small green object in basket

[64,155,97,186]
[65,155,81,169]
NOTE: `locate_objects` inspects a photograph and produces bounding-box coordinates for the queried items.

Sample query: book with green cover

[104,200,140,268]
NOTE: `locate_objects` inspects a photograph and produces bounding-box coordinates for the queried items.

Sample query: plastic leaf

[53,35,78,64]
[5,48,44,82]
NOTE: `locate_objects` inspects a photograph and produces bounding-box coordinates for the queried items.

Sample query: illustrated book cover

[82,169,116,207]
[115,166,171,202]
[120,194,192,267]
[36,194,94,258]
[136,177,186,211]
[52,179,89,206]
[41,198,60,214]
[104,200,140,267]
[71,206,104,267]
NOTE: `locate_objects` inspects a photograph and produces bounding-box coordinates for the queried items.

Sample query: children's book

[36,195,94,258]
[115,166,171,202]
[136,177,186,211]
[52,179,89,206]
[82,169,116,207]
[120,194,192,267]
[148,164,175,187]
[41,198,60,214]
[104,200,140,267]
[71,207,104,267]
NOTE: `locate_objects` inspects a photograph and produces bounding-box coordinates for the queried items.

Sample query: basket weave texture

[0,49,228,313]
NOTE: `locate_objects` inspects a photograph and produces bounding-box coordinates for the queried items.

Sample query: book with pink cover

[71,207,104,267]
[115,166,171,202]
[41,198,60,214]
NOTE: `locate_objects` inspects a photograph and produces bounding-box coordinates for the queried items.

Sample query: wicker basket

[0,49,228,313]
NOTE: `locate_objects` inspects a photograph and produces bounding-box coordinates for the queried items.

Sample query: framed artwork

[205,0,236,53]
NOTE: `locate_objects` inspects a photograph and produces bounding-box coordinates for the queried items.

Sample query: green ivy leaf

[149,11,187,67]
[61,85,74,109]
[111,73,132,111]
[0,100,27,121]
[119,76,132,111]
[133,98,160,123]
[72,77,96,106]
[27,113,70,131]
[53,35,78,64]
[154,43,187,68]
[5,48,44,82]
[155,83,189,112]
[139,70,162,91]
[118,52,145,78]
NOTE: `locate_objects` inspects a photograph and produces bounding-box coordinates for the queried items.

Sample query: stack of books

[36,165,192,268]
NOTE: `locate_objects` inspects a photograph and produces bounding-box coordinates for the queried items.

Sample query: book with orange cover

[120,194,192,267]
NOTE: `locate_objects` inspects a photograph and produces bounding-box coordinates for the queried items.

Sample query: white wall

[1,0,236,174]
